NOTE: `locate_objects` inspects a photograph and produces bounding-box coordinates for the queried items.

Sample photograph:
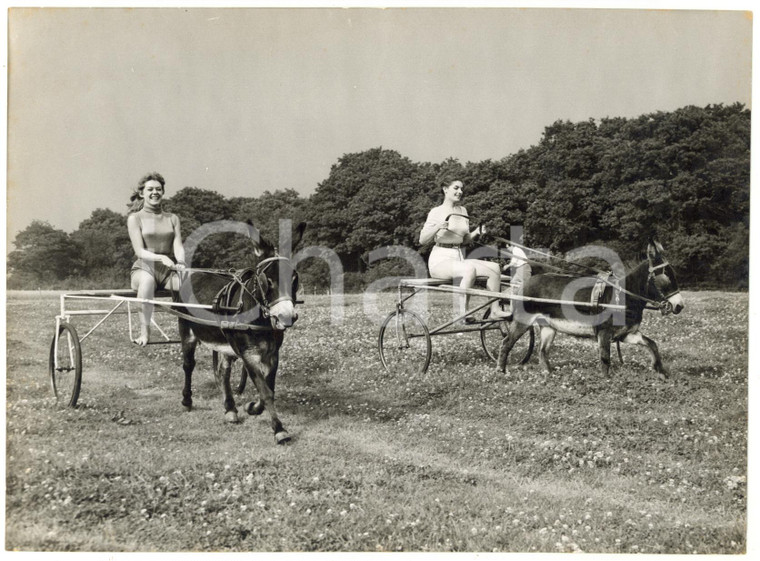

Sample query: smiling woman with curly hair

[126,172,186,346]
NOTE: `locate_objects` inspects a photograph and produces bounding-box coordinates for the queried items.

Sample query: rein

[473,236,678,313]
[486,234,608,277]
[172,254,297,331]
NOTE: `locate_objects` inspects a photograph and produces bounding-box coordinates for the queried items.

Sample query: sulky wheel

[378,308,432,375]
[212,350,248,395]
[480,308,535,365]
[49,322,83,407]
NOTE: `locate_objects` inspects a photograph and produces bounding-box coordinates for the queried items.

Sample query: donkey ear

[293,222,307,250]
[648,235,664,253]
[256,234,275,257]
[646,236,666,264]
[246,219,274,257]
[646,239,657,261]
[245,219,259,239]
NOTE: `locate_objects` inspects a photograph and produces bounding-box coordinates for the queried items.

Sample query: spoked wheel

[212,351,248,395]
[480,308,535,365]
[49,322,82,407]
[378,309,432,375]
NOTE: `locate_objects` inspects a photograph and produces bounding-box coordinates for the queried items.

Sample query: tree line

[8,103,750,291]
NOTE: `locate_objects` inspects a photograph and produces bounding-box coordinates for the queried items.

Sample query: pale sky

[5,6,753,250]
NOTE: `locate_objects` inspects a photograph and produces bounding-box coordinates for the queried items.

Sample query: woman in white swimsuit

[419,178,511,321]
[127,172,186,346]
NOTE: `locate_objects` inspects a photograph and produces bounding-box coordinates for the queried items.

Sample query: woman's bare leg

[431,259,509,320]
[131,269,156,346]
[466,259,510,319]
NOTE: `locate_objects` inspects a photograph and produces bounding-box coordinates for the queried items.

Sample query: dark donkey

[497,238,685,379]
[175,221,305,444]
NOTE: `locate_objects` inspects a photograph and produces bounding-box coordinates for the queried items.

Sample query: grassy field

[5,290,748,552]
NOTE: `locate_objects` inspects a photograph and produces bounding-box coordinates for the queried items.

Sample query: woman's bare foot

[489,306,512,321]
[133,326,150,346]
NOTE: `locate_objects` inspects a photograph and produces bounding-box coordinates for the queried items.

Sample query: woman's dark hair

[435,159,465,190]
[436,171,460,190]
[128,172,166,212]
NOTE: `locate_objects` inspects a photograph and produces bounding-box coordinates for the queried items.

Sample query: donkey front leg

[243,355,279,417]
[216,353,239,423]
[179,321,197,412]
[244,362,266,417]
[597,329,612,377]
[239,349,290,444]
[621,331,671,380]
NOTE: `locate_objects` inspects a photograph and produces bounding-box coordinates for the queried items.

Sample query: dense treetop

[8,103,749,290]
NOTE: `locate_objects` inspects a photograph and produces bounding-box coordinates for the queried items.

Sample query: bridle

[646,260,680,313]
[468,228,681,315]
[590,260,680,316]
[250,255,297,319]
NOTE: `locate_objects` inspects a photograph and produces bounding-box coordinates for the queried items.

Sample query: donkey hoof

[182,404,192,412]
[225,410,240,424]
[246,401,264,416]
[275,431,292,445]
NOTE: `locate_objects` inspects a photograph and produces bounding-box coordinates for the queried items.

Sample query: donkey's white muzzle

[270,300,298,330]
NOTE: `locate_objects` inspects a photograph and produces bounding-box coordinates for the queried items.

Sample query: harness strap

[257,255,289,273]
[253,255,295,314]
[648,260,681,300]
[590,272,611,311]
[605,276,663,309]
[177,256,296,325]
[211,269,255,314]
[163,305,275,332]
